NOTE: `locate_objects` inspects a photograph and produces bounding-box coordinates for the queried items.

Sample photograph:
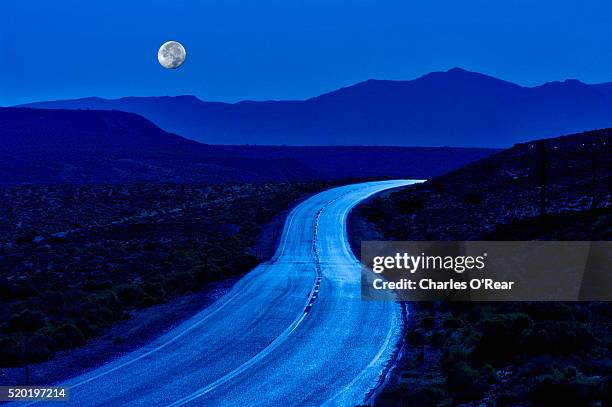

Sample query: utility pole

[20,342,30,385]
[538,140,547,218]
[591,143,598,209]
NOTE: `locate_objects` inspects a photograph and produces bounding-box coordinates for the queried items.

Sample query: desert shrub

[456,328,481,350]
[431,180,445,193]
[414,302,437,313]
[603,375,612,406]
[0,281,11,301]
[458,304,488,323]
[405,328,425,346]
[92,290,120,309]
[429,330,446,348]
[419,316,436,329]
[115,284,146,306]
[362,198,393,223]
[61,292,90,318]
[445,361,485,401]
[73,317,103,337]
[405,385,451,407]
[520,355,557,377]
[567,305,593,322]
[528,369,596,406]
[15,233,36,244]
[164,272,196,294]
[525,321,595,355]
[190,265,211,285]
[497,384,531,405]
[42,290,67,314]
[140,283,166,305]
[0,336,21,366]
[52,323,85,349]
[463,192,482,205]
[587,302,612,319]
[481,364,497,384]
[232,253,260,272]
[477,312,533,333]
[442,317,463,329]
[6,309,46,332]
[373,383,409,406]
[441,345,470,370]
[112,335,126,345]
[1,182,336,366]
[522,302,576,322]
[82,279,113,291]
[472,313,533,366]
[25,332,55,363]
[92,305,115,323]
[398,197,425,213]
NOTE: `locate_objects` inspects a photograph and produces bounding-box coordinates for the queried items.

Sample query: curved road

[43,180,419,406]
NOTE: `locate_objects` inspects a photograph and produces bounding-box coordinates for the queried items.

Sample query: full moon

[157,41,186,69]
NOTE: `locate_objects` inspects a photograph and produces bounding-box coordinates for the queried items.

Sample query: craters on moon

[158,41,186,69]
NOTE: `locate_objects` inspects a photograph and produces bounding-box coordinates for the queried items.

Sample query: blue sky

[1,0,611,105]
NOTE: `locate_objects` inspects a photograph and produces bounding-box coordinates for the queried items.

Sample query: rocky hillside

[357,128,611,241]
[352,128,611,406]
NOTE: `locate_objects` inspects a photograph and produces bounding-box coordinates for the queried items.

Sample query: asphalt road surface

[33,180,419,407]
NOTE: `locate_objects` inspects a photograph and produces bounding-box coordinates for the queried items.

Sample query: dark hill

[0,107,496,185]
[22,68,612,147]
[351,128,612,407]
[0,107,201,154]
[355,127,611,241]
[0,108,313,184]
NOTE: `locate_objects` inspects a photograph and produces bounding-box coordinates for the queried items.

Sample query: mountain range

[21,68,612,148]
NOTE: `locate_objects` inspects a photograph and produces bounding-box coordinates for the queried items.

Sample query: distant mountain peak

[535,78,596,93]
[541,78,587,86]
[18,69,612,148]
[447,67,469,73]
[166,95,202,101]
[426,66,517,82]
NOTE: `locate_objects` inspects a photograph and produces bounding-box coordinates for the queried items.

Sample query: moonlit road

[39,180,420,406]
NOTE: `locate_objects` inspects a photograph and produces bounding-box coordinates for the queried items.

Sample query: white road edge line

[22,180,419,407]
[162,192,346,407]
[60,199,304,390]
[166,181,416,406]
[323,180,422,406]
[18,196,307,407]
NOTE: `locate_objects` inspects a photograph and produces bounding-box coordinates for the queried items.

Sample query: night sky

[1,0,611,105]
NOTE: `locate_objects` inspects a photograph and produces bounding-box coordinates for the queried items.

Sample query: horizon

[2,0,612,106]
[8,67,612,106]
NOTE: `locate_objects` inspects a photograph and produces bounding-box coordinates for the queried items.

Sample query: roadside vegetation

[352,129,611,406]
[378,302,610,406]
[0,181,335,367]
